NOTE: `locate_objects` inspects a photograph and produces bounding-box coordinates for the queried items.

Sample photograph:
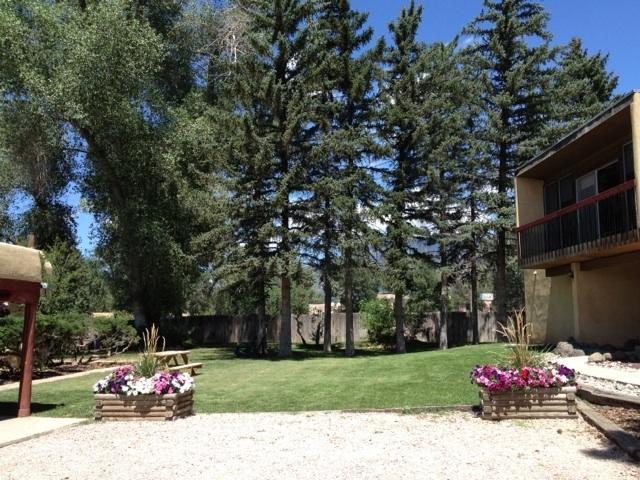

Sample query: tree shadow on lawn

[0,401,61,417]
[229,340,441,362]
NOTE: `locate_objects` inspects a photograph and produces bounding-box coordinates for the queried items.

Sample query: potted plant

[471,310,577,420]
[92,325,194,421]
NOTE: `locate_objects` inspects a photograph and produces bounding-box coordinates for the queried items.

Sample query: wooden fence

[160,309,496,346]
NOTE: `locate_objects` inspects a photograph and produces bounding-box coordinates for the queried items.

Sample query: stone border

[577,399,640,461]
[578,385,640,409]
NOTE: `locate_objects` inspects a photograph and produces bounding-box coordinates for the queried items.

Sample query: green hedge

[0,312,137,369]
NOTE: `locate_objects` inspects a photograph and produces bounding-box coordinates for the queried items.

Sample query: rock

[554,341,575,357]
[612,350,628,361]
[588,352,605,363]
[571,349,586,357]
[603,352,612,361]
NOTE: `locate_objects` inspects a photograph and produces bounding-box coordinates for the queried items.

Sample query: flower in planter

[93,365,194,396]
[470,364,575,393]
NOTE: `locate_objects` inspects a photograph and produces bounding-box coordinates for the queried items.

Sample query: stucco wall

[524,269,574,344]
[525,261,640,348]
[575,262,640,346]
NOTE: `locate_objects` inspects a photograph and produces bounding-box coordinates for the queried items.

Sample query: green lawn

[0,344,504,418]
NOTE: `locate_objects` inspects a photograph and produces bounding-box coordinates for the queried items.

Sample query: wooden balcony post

[631,93,640,228]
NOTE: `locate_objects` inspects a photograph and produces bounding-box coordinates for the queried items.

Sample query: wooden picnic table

[153,350,202,376]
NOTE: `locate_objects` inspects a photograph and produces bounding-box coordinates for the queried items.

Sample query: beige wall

[524,261,640,348]
[524,269,574,344]
[515,177,544,227]
[575,262,640,346]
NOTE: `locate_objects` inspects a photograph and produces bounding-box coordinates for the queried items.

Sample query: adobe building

[516,91,640,347]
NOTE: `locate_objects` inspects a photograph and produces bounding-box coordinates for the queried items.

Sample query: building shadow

[0,401,61,418]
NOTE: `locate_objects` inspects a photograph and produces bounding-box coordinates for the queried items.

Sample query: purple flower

[470,364,575,393]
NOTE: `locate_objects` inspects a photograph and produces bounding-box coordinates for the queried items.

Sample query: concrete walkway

[0,367,113,392]
[557,356,640,386]
[0,416,86,448]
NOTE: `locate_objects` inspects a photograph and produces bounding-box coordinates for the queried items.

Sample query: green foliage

[360,298,395,345]
[40,241,113,314]
[0,313,87,367]
[0,315,23,354]
[0,312,137,368]
[90,312,138,356]
[546,37,618,142]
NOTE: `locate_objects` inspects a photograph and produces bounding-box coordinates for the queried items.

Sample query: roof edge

[518,90,639,176]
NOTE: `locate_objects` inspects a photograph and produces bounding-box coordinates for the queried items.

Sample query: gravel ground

[1,411,638,480]
[578,374,640,396]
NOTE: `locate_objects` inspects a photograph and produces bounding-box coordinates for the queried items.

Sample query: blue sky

[62,1,640,253]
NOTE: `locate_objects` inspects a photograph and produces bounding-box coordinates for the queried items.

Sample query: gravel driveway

[1,411,638,479]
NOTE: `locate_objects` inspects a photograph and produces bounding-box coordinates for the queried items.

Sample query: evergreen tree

[547,37,618,142]
[418,41,470,349]
[379,1,428,353]
[463,0,556,326]
[304,0,379,354]
[230,0,318,357]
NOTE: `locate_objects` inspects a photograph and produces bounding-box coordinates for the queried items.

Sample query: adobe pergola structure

[0,242,48,417]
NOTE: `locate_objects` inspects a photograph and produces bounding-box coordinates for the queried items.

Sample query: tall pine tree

[379,1,428,353]
[463,0,555,326]
[547,37,618,142]
[304,0,379,355]
[230,0,318,357]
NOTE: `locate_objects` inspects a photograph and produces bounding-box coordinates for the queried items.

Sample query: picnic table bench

[153,350,202,376]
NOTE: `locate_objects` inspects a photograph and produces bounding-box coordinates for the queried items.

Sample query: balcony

[517,179,639,268]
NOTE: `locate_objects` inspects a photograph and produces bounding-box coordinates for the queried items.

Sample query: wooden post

[17,302,37,417]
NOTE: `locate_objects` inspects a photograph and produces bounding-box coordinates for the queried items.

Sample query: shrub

[36,313,89,366]
[90,312,138,356]
[0,311,138,368]
[360,298,395,345]
[0,313,88,367]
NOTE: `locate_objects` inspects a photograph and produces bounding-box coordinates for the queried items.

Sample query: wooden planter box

[94,390,193,421]
[480,386,577,420]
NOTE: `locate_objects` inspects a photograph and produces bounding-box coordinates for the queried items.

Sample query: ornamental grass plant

[496,308,546,369]
[137,324,165,378]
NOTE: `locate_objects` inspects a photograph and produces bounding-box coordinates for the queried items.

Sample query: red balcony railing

[516,179,639,267]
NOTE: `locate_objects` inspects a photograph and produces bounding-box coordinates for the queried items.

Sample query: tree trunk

[344,251,354,356]
[279,273,292,357]
[295,315,307,345]
[323,279,332,352]
[254,268,267,354]
[470,195,479,344]
[439,241,449,350]
[394,289,406,353]
[439,271,449,350]
[495,227,507,329]
[495,138,509,328]
[133,299,146,330]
